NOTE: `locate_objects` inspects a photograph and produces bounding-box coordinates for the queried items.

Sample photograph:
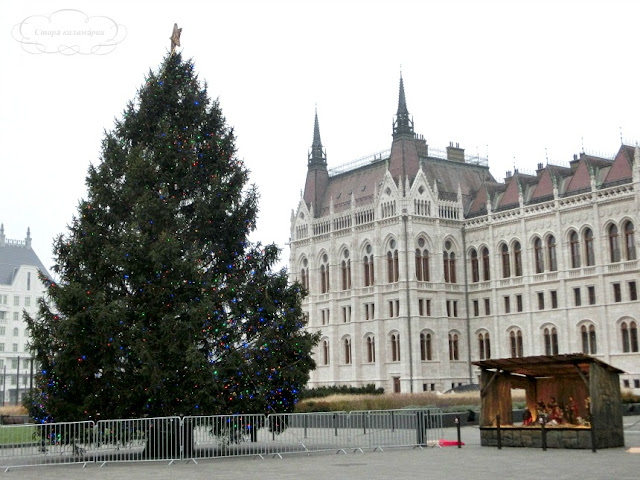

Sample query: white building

[0,225,48,404]
[289,76,640,394]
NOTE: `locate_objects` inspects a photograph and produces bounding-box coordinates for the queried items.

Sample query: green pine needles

[26,52,319,423]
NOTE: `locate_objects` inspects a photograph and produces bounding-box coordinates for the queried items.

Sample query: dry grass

[296,392,479,413]
[0,406,28,416]
[296,390,528,413]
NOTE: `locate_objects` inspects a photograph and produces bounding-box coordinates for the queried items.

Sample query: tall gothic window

[341,250,351,290]
[391,333,401,362]
[543,327,559,355]
[478,332,491,360]
[387,240,399,283]
[547,235,557,271]
[501,243,511,278]
[609,224,620,263]
[470,248,479,283]
[448,332,459,361]
[584,228,595,266]
[343,337,352,364]
[363,244,375,286]
[415,238,430,281]
[510,329,524,358]
[621,321,639,353]
[569,231,581,268]
[513,241,522,276]
[624,221,636,260]
[366,335,376,363]
[581,324,597,354]
[481,247,491,281]
[320,253,330,293]
[443,241,456,283]
[300,257,309,291]
[534,237,544,273]
[420,331,433,361]
[322,340,330,365]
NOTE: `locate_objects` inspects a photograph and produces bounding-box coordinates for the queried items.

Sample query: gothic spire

[308,107,326,166]
[393,73,414,137]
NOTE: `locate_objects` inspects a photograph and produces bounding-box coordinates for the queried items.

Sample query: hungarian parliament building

[289,76,640,394]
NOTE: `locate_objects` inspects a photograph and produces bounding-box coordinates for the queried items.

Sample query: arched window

[543,327,559,355]
[569,231,580,268]
[534,237,544,273]
[322,340,330,365]
[366,335,376,363]
[387,240,399,283]
[415,238,430,282]
[547,235,557,271]
[609,224,620,263]
[300,258,309,291]
[363,244,375,286]
[478,332,491,360]
[449,252,457,283]
[481,247,491,281]
[513,241,522,276]
[443,241,456,283]
[420,331,433,361]
[621,321,639,353]
[391,333,401,362]
[624,221,636,260]
[501,244,511,278]
[510,329,524,358]
[340,250,351,290]
[320,253,330,293]
[448,332,459,361]
[470,248,479,283]
[584,228,595,266]
[581,324,597,354]
[343,337,352,364]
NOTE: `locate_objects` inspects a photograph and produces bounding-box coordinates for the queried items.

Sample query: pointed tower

[303,109,329,215]
[393,73,414,138]
[388,74,420,192]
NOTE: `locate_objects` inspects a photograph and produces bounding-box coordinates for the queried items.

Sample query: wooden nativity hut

[474,354,625,449]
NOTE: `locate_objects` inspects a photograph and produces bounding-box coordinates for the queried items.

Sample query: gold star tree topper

[170,23,182,53]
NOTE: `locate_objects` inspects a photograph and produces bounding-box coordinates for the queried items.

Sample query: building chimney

[446,142,465,162]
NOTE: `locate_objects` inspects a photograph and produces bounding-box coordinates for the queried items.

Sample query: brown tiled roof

[529,169,555,202]
[316,138,495,218]
[318,161,387,216]
[602,145,634,187]
[563,158,593,195]
[496,175,521,210]
[473,353,625,377]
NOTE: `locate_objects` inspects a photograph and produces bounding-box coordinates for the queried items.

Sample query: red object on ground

[438,439,465,447]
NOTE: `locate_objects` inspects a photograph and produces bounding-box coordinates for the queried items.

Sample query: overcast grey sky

[2,0,639,274]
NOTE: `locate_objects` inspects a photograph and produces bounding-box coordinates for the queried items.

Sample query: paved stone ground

[6,416,640,479]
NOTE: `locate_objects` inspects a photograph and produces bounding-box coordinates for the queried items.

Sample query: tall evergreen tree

[26,52,319,423]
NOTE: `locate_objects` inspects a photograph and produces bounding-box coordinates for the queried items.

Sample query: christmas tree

[26,50,319,424]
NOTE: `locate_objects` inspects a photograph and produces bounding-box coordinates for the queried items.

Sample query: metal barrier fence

[349,409,443,451]
[0,408,444,469]
[184,414,266,462]
[94,416,182,465]
[0,421,94,470]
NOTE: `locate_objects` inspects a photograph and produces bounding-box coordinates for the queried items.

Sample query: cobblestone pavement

[6,417,640,480]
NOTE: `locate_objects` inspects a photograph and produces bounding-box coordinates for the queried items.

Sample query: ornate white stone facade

[289,79,640,394]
